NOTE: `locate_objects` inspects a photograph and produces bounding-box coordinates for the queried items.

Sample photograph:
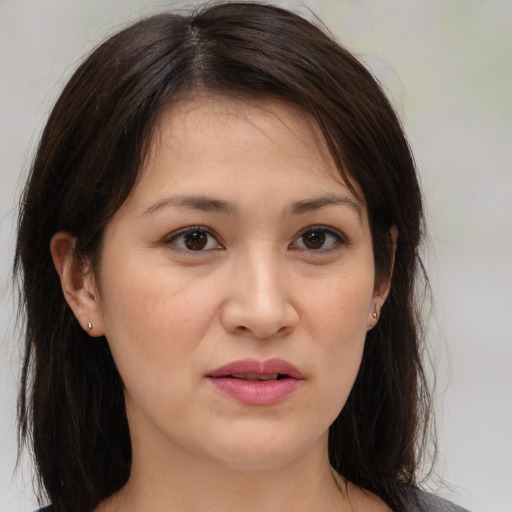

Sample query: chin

[201,420,326,471]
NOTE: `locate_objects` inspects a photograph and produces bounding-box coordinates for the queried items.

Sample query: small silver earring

[87,321,93,330]
[372,312,378,319]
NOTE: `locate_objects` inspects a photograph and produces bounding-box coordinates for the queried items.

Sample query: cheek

[101,248,214,337]
[97,251,219,395]
[300,270,373,415]
[303,266,374,341]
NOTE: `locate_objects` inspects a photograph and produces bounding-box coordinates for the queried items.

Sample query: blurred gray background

[1,1,511,511]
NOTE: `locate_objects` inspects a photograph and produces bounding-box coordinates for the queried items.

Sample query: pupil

[185,231,207,250]
[304,231,325,249]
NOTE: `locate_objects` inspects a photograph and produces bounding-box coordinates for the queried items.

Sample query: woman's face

[92,95,386,470]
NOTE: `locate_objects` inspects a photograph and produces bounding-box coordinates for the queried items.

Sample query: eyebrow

[290,195,362,217]
[141,194,362,218]
[141,195,237,217]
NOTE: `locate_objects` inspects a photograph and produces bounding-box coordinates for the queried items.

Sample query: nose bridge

[245,242,282,306]
[222,240,297,338]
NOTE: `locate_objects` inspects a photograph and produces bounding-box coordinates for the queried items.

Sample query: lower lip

[208,377,302,405]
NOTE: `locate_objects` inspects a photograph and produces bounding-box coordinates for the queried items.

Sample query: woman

[15,2,469,511]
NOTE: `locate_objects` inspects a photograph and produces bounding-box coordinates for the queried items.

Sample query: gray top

[409,488,470,511]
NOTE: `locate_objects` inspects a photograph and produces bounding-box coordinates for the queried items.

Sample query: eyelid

[163,225,224,252]
[290,225,349,251]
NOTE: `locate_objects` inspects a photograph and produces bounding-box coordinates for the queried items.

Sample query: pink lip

[207,358,304,405]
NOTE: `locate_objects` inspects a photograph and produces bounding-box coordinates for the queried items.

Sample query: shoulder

[404,487,471,512]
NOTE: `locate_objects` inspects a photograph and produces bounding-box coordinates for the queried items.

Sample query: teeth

[230,373,280,381]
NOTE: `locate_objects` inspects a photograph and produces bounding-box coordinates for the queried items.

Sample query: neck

[101,432,349,512]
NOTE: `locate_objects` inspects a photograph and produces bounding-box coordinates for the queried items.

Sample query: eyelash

[290,225,347,252]
[164,226,223,253]
[163,225,348,253]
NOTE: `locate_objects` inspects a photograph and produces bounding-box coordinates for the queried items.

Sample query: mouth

[227,373,287,381]
[207,358,304,380]
[207,358,303,405]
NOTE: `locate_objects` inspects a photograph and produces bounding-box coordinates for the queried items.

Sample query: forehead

[131,94,365,209]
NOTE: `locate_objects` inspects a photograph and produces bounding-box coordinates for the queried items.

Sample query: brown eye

[302,230,326,249]
[291,227,344,252]
[184,230,208,250]
[167,227,221,252]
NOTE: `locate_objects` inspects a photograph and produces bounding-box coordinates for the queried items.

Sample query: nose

[220,248,299,339]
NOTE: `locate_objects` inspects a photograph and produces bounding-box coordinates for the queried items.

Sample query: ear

[50,232,104,337]
[367,225,398,330]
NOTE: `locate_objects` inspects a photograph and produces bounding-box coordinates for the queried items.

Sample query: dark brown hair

[15,3,431,511]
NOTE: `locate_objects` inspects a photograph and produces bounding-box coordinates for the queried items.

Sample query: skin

[51,95,394,512]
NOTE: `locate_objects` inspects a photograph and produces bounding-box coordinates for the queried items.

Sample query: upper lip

[207,358,304,379]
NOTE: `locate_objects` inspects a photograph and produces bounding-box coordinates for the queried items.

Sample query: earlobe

[50,232,104,337]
